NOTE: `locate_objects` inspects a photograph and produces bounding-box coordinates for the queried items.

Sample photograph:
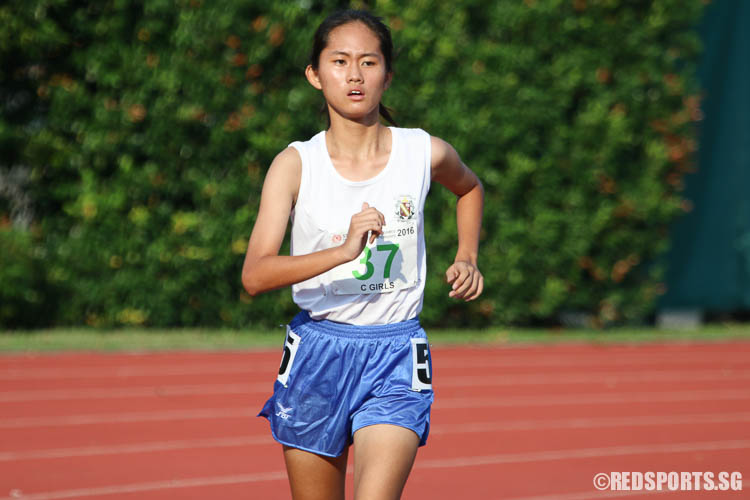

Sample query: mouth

[347,89,365,99]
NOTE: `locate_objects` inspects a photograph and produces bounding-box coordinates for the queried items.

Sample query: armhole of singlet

[420,128,432,199]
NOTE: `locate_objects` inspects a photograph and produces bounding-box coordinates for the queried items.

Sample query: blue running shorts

[258,310,434,457]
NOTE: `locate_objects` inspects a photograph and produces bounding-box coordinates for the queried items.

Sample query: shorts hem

[259,415,346,458]
[351,420,429,447]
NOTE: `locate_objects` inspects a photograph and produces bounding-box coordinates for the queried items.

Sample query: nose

[347,64,363,83]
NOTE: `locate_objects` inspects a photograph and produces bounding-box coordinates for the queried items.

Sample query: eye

[362,60,376,67]
[333,59,346,65]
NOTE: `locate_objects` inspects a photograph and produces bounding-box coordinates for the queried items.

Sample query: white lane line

[439,369,750,387]
[0,471,288,500]
[4,411,750,461]
[434,388,750,409]
[3,439,747,500]
[2,388,749,429]
[3,369,749,403]
[0,363,275,381]
[0,407,255,428]
[0,383,269,403]
[3,352,749,380]
[430,411,750,435]
[416,439,750,469]
[0,435,273,461]
[436,353,750,369]
[501,488,673,500]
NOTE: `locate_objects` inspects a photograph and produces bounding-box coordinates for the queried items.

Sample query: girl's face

[306,22,392,123]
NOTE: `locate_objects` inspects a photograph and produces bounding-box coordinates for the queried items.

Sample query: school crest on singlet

[329,194,419,295]
[396,195,416,221]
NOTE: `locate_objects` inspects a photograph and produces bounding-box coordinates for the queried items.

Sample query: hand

[445,260,484,301]
[339,202,385,261]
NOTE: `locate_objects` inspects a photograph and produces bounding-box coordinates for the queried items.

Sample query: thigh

[352,424,420,500]
[283,445,349,500]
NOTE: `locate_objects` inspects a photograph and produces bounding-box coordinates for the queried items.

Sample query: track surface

[1,341,748,499]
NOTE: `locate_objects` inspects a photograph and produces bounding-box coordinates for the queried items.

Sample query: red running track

[1,341,749,499]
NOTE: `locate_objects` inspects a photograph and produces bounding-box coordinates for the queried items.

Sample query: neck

[326,106,389,161]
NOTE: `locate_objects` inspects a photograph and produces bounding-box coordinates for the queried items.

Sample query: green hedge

[1,0,704,328]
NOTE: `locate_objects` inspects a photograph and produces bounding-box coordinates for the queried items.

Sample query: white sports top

[289,127,432,325]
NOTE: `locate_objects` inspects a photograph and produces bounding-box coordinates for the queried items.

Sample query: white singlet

[288,127,432,325]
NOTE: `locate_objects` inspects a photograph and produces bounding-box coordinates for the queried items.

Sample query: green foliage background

[1,0,704,328]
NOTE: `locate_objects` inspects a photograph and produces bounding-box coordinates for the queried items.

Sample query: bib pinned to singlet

[329,195,419,295]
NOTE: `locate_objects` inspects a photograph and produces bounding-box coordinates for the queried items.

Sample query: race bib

[329,203,418,295]
[276,327,300,387]
[410,337,432,391]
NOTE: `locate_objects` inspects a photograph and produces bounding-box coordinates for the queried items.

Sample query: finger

[362,220,384,245]
[451,269,474,298]
[465,273,484,301]
[350,217,379,238]
[367,217,384,235]
[375,208,385,226]
[351,215,383,235]
[467,274,484,301]
[445,266,458,285]
[361,206,386,227]
[362,201,370,211]
[369,225,385,244]
[448,267,471,297]
[353,212,383,227]
[452,266,471,290]
[454,270,477,300]
[463,271,481,301]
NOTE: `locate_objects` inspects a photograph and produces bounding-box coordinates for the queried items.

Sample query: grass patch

[428,323,750,345]
[2,323,750,353]
[0,328,286,353]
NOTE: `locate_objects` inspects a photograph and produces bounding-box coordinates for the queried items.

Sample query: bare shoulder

[429,135,481,196]
[430,135,462,181]
[268,146,302,179]
[248,146,302,257]
[430,135,455,169]
[264,146,302,203]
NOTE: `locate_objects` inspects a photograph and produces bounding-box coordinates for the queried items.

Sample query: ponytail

[379,104,398,126]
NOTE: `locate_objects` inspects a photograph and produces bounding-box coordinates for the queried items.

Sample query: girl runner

[242,9,484,500]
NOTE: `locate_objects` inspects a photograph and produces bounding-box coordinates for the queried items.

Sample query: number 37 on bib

[329,205,419,295]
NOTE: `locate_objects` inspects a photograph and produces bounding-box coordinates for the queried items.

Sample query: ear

[305,65,322,90]
[383,71,393,91]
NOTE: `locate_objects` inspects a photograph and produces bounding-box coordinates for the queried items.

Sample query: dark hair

[310,9,397,126]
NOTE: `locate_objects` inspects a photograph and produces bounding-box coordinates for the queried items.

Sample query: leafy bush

[0,0,703,328]
[0,226,54,327]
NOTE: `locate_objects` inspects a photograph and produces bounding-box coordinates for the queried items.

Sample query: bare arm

[241,147,385,296]
[431,136,485,301]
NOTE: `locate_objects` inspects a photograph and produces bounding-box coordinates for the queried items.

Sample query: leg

[283,445,349,500]
[352,424,421,500]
